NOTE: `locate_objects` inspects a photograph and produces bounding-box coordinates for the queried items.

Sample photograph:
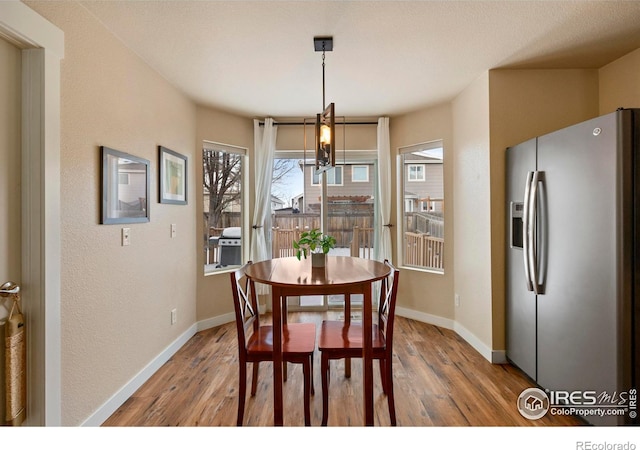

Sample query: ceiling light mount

[314,36,333,53]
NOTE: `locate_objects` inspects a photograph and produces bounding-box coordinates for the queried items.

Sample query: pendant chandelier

[314,36,335,174]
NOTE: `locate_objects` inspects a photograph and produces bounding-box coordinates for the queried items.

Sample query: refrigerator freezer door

[506,138,537,380]
[536,112,619,425]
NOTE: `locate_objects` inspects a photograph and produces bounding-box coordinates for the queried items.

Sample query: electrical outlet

[455,294,460,307]
[171,223,177,238]
[122,228,131,246]
[171,308,177,325]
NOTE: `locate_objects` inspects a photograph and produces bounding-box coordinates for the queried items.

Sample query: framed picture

[101,146,150,224]
[159,146,188,205]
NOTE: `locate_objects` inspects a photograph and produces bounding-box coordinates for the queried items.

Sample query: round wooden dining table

[244,255,391,426]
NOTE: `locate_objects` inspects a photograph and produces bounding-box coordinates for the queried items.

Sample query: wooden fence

[404,212,444,238]
[206,213,444,271]
[350,226,374,259]
[403,232,444,270]
[271,213,373,248]
[271,227,302,259]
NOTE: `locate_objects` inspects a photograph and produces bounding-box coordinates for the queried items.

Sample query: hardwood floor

[102,311,583,427]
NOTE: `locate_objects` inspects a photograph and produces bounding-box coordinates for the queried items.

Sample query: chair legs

[321,356,397,426]
[310,353,315,395]
[239,359,314,426]
[320,354,330,426]
[251,361,259,396]
[237,362,247,426]
[302,357,311,426]
[382,358,396,426]
[379,359,387,394]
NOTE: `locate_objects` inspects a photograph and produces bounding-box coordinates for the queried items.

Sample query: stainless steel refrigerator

[506,108,638,426]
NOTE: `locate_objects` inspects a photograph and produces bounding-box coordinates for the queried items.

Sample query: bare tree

[271,159,300,205]
[203,150,241,232]
[203,151,297,234]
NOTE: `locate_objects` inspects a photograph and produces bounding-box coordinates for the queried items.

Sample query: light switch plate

[171,223,177,238]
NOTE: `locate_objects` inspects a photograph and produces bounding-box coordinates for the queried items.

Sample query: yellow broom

[1,282,25,426]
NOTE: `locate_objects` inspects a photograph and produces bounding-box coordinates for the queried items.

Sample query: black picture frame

[315,102,335,175]
[159,146,188,205]
[101,146,150,224]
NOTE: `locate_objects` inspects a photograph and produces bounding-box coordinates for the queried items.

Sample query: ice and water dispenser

[510,202,524,249]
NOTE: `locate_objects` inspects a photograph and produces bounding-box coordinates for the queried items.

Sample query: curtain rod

[258,120,378,126]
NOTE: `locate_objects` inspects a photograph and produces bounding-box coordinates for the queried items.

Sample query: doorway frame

[0,2,63,426]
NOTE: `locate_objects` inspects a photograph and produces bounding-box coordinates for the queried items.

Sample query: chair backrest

[229,261,259,358]
[377,260,400,352]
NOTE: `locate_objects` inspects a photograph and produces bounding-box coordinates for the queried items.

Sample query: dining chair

[230,261,316,426]
[318,259,399,426]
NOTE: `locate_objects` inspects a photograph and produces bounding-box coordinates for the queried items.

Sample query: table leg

[362,283,374,426]
[344,294,351,378]
[272,286,284,426]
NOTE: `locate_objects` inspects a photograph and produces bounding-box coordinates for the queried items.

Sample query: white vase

[311,252,326,268]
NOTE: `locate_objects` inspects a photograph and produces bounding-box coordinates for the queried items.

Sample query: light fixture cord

[322,44,326,110]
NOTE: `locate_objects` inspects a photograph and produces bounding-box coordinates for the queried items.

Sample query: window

[272,149,377,310]
[311,166,343,185]
[398,140,444,272]
[203,141,247,274]
[408,164,425,181]
[351,165,369,182]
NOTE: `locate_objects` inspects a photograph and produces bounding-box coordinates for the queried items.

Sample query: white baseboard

[86,307,506,425]
[395,306,455,330]
[453,321,507,364]
[81,323,198,427]
[395,307,506,364]
[197,312,235,332]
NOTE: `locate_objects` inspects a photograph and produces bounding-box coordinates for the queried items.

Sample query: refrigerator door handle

[528,171,543,294]
[522,171,534,291]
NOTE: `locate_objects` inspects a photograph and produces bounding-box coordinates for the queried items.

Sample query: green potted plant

[292,228,336,267]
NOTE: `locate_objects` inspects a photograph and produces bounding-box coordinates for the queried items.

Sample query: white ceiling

[80,0,640,118]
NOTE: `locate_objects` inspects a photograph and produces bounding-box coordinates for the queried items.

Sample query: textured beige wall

[26,1,197,425]
[487,69,599,351]
[451,72,493,347]
[599,48,640,115]
[0,36,21,427]
[390,103,454,320]
[195,106,253,322]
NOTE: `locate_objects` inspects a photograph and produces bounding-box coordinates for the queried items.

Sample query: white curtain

[374,117,393,263]
[250,118,277,263]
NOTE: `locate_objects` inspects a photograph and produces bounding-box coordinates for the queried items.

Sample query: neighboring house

[299,157,444,214]
[302,163,376,212]
[271,195,285,213]
[291,193,304,213]
[403,153,444,213]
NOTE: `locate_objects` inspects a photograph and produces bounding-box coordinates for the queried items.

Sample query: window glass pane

[326,169,335,185]
[203,145,244,273]
[330,167,342,185]
[312,166,343,185]
[400,141,444,272]
[352,165,368,182]
[408,164,425,181]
